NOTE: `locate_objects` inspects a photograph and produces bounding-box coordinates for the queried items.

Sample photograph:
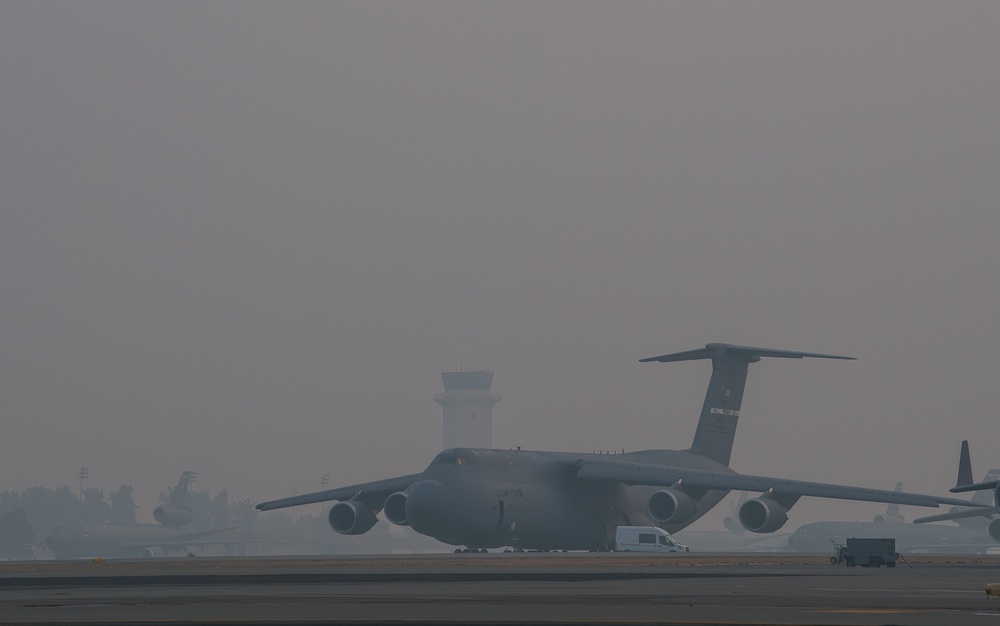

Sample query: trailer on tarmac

[831,537,898,568]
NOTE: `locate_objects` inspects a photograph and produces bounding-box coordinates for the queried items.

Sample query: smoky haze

[2,1,998,527]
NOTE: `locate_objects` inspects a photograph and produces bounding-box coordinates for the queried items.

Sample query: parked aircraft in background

[257,343,985,552]
[913,441,1000,538]
[791,478,999,554]
[45,472,241,559]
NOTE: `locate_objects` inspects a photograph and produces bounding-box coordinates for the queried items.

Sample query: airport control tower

[434,370,500,450]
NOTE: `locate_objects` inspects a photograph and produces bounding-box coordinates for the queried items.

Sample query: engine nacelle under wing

[383,491,410,526]
[989,519,1000,543]
[328,500,378,535]
[648,489,697,525]
[140,546,165,558]
[153,505,193,528]
[738,497,789,533]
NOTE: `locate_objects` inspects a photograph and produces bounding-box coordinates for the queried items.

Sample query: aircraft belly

[408,468,612,550]
[406,455,729,551]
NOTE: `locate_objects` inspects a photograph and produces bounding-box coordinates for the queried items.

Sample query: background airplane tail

[154,471,196,528]
[873,482,905,523]
[641,343,854,466]
[970,471,1000,507]
[169,471,194,508]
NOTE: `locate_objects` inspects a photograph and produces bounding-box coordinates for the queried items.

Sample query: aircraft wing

[255,473,423,512]
[575,459,987,509]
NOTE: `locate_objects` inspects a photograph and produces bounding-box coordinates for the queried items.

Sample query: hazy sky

[3,1,998,527]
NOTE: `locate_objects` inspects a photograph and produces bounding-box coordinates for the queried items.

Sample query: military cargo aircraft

[913,440,1000,538]
[257,343,985,552]
[45,471,237,559]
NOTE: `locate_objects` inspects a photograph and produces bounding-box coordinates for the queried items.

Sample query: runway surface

[3,553,1000,625]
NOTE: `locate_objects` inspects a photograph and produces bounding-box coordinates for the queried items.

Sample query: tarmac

[3,552,1000,625]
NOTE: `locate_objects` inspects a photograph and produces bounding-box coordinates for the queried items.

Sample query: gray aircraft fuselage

[258,344,986,552]
[405,448,730,550]
[45,523,193,559]
[789,521,994,554]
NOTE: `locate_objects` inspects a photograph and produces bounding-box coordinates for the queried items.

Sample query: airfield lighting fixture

[78,467,89,501]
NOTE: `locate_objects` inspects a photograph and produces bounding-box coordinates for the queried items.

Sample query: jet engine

[648,489,697,525]
[989,519,1000,543]
[153,505,193,528]
[737,497,789,533]
[140,547,165,558]
[328,500,378,535]
[383,491,410,526]
[873,512,904,524]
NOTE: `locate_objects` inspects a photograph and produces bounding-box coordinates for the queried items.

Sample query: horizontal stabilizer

[950,478,1000,494]
[913,507,995,524]
[639,343,855,363]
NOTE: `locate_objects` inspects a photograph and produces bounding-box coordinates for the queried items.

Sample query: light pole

[78,467,89,502]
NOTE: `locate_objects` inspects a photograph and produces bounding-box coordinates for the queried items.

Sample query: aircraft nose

[405,480,449,535]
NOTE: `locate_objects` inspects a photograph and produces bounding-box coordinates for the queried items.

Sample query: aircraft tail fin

[641,343,854,466]
[874,482,906,523]
[884,482,903,519]
[955,440,974,489]
[169,471,194,508]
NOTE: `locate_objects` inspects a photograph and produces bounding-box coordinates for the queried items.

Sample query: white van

[614,526,689,553]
